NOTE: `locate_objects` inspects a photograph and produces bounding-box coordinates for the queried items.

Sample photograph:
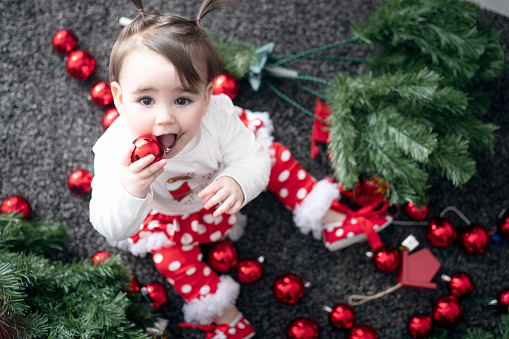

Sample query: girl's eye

[139,97,154,106]
[175,98,191,106]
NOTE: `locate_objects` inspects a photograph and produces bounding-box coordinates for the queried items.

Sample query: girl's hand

[120,143,166,198]
[198,176,244,217]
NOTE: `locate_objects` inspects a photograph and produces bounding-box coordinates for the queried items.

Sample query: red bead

[347,324,379,339]
[431,296,464,328]
[426,217,457,248]
[372,246,401,273]
[66,50,96,80]
[496,211,509,239]
[212,73,240,100]
[1,195,32,220]
[403,202,430,221]
[91,82,113,107]
[459,223,491,255]
[273,273,305,305]
[142,282,168,308]
[236,258,263,284]
[329,303,356,330]
[406,313,433,339]
[496,287,509,313]
[446,272,474,298]
[68,169,93,195]
[92,250,112,264]
[131,135,165,164]
[102,107,119,131]
[53,29,77,54]
[286,317,319,339]
[207,240,238,273]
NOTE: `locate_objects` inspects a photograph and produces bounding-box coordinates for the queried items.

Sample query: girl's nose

[155,106,176,125]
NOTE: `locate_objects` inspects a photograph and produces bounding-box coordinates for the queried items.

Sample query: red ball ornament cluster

[236,258,264,284]
[403,202,430,221]
[443,272,474,298]
[496,287,509,313]
[68,169,93,195]
[372,246,401,273]
[426,217,457,248]
[91,82,113,107]
[66,50,96,80]
[406,313,433,339]
[1,195,32,220]
[142,282,169,308]
[53,29,78,55]
[207,240,239,273]
[431,295,464,328]
[347,324,379,339]
[458,223,491,255]
[328,303,356,330]
[273,273,305,305]
[286,317,319,339]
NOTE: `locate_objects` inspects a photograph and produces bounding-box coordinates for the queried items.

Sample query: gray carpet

[1,0,508,338]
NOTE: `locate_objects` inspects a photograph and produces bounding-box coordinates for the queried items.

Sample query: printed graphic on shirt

[166,175,194,202]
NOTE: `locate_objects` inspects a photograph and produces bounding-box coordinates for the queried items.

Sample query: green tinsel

[0,214,157,339]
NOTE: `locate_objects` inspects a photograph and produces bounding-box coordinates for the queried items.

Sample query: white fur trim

[107,232,175,258]
[293,179,340,240]
[249,110,274,152]
[226,212,247,241]
[182,275,240,325]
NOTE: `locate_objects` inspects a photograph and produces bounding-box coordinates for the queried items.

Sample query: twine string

[347,282,403,306]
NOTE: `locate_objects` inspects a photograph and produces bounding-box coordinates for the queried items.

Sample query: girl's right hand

[119,143,167,198]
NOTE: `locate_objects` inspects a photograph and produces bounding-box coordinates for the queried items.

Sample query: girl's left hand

[198,176,244,217]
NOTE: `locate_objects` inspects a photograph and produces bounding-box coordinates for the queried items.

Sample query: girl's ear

[110,81,124,115]
[203,81,214,115]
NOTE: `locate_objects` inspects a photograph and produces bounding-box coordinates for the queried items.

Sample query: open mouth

[157,133,177,152]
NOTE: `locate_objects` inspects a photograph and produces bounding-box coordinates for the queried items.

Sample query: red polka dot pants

[267,142,317,211]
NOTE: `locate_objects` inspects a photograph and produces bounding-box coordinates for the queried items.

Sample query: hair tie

[195,17,201,22]
[139,8,144,12]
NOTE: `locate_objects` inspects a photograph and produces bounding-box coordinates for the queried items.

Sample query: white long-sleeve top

[89,94,271,241]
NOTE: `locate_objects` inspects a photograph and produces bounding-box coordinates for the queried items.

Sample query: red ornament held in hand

[431,295,464,328]
[68,169,93,195]
[92,250,112,264]
[372,246,400,273]
[406,313,433,339]
[273,273,305,305]
[142,282,168,308]
[496,211,509,239]
[237,257,263,284]
[325,303,355,330]
[1,195,32,220]
[459,223,491,255]
[213,73,240,100]
[207,240,238,273]
[347,324,379,339]
[66,50,96,80]
[426,217,457,248]
[286,317,319,339]
[91,82,113,107]
[102,107,119,131]
[131,135,165,164]
[53,29,77,54]
[403,202,430,221]
[442,272,474,298]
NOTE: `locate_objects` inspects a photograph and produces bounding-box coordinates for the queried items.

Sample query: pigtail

[196,0,236,21]
[131,0,144,12]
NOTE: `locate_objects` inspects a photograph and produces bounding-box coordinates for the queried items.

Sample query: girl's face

[111,46,213,159]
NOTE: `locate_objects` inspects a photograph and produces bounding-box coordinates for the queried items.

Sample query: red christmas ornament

[273,273,305,305]
[431,295,464,328]
[1,195,32,219]
[496,287,509,313]
[52,29,77,54]
[459,223,491,255]
[212,73,240,100]
[68,169,93,195]
[207,240,238,273]
[92,250,112,264]
[102,107,119,131]
[403,202,430,221]
[406,313,433,339]
[443,272,474,298]
[142,282,168,308]
[236,257,263,284]
[131,135,165,164]
[496,211,509,239]
[91,82,113,107]
[128,276,141,294]
[286,317,319,339]
[66,50,96,80]
[327,303,356,330]
[372,246,401,273]
[426,217,457,248]
[347,324,379,339]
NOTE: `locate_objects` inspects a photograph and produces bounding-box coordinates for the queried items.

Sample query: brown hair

[109,0,232,93]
